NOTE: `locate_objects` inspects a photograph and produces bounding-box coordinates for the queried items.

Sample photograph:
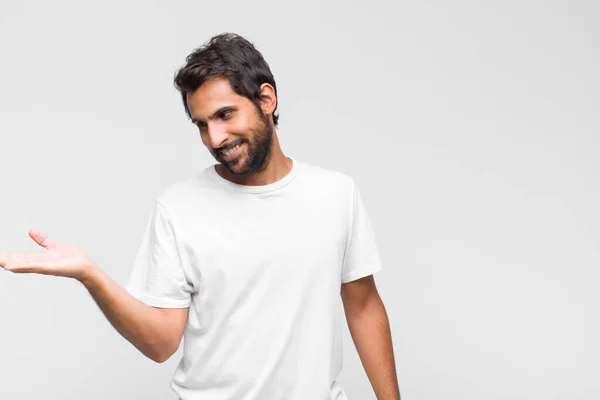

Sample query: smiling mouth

[221,142,238,153]
[220,142,244,160]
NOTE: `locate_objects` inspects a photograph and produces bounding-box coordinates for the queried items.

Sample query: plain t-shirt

[125,156,383,400]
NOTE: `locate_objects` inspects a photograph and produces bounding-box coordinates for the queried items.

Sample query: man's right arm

[81,265,189,363]
[0,229,188,363]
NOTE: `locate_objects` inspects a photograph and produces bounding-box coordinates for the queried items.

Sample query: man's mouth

[221,142,244,160]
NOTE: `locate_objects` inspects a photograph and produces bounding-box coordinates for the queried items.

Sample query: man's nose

[207,124,229,149]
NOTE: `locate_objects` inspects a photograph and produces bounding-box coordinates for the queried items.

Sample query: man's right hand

[1,228,188,363]
[0,229,97,282]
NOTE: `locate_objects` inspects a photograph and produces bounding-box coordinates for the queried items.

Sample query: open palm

[0,229,96,281]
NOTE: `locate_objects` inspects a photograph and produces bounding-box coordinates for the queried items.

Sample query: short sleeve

[341,180,383,283]
[125,200,193,308]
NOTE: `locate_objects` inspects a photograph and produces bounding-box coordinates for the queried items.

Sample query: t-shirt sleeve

[125,200,193,308]
[341,179,383,284]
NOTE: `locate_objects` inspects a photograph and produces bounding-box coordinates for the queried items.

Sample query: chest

[175,193,349,292]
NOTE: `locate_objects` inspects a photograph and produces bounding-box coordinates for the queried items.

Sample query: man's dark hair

[173,32,279,128]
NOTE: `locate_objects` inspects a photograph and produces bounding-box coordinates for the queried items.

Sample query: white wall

[0,0,598,399]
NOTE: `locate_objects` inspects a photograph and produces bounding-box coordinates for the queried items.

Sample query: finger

[0,252,22,270]
[2,264,42,274]
[0,252,49,274]
[29,229,58,250]
[0,252,9,269]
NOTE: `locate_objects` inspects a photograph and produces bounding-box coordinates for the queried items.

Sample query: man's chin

[221,159,253,176]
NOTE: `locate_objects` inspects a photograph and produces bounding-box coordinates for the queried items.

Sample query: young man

[0,33,400,399]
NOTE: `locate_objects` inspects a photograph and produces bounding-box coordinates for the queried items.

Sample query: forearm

[79,265,174,362]
[346,297,401,400]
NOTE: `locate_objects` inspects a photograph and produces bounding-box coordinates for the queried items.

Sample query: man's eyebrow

[191,106,237,124]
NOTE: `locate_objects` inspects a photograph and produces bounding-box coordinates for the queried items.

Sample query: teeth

[223,144,241,156]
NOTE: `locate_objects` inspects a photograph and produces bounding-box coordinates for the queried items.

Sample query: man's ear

[258,83,277,116]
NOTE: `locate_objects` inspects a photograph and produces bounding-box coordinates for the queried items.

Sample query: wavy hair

[173,33,279,127]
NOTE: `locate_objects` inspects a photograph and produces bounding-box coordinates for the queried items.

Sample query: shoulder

[153,170,213,213]
[297,159,355,193]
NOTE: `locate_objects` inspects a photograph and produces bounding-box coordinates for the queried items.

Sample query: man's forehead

[189,78,237,101]
[187,79,242,114]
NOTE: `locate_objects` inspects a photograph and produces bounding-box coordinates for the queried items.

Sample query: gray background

[1,0,599,399]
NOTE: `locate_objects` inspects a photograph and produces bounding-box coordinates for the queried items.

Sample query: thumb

[29,229,57,249]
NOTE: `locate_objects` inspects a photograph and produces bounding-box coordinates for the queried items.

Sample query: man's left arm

[341,275,401,400]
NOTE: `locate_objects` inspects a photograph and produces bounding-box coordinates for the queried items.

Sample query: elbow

[152,349,173,364]
[152,342,179,364]
[153,354,170,364]
[141,349,167,364]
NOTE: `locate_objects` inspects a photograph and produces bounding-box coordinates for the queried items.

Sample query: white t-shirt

[126,156,383,400]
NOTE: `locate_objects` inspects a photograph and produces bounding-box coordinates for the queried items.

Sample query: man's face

[187,77,273,176]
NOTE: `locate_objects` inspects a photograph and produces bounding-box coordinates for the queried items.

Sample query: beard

[216,108,274,177]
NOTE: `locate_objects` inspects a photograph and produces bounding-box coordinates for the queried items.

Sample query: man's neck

[216,153,293,186]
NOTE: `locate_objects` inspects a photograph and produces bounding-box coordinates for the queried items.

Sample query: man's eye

[220,111,232,119]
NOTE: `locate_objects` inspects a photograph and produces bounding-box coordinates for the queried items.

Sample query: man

[0,33,400,399]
